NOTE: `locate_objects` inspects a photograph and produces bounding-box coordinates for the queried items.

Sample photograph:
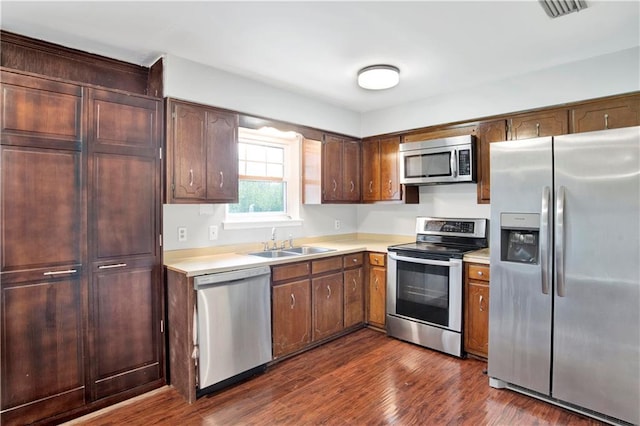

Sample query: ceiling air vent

[539,0,587,18]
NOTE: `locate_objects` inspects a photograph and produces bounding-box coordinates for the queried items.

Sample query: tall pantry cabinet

[0,70,164,425]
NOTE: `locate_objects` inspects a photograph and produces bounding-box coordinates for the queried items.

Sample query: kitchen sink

[248,250,299,258]
[283,246,336,255]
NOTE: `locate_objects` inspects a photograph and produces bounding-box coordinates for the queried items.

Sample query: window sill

[222,217,303,230]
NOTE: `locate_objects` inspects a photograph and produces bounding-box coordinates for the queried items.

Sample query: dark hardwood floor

[66,328,602,425]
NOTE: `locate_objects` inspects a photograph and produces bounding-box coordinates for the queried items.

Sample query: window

[224,127,302,229]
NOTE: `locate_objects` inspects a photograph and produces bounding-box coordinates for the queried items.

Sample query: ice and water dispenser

[500,213,540,264]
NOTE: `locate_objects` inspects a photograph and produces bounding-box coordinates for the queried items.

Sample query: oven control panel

[416,217,487,239]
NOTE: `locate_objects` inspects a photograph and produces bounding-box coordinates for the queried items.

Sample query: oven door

[387,252,462,332]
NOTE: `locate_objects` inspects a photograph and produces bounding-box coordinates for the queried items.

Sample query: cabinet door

[89,265,162,400]
[170,102,207,201]
[1,277,85,425]
[312,272,344,340]
[205,109,238,202]
[510,109,568,140]
[379,136,401,201]
[0,70,83,150]
[342,139,361,201]
[464,281,489,358]
[322,135,343,201]
[87,90,163,400]
[570,96,640,133]
[1,146,83,273]
[368,266,386,328]
[361,139,380,201]
[476,120,507,204]
[344,267,364,328]
[272,279,312,358]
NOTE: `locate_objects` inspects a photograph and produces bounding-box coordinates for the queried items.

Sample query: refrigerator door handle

[556,185,566,297]
[540,186,551,295]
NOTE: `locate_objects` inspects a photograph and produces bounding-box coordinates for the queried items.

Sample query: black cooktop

[388,241,478,259]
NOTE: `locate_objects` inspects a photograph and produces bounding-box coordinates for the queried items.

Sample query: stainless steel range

[386,217,488,357]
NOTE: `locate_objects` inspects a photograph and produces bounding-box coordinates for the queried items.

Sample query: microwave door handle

[388,252,456,267]
[451,150,458,178]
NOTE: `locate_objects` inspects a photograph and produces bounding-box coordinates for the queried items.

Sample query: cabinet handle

[477,270,483,276]
[98,263,127,270]
[352,258,357,263]
[332,179,337,192]
[368,181,373,193]
[219,171,224,188]
[479,295,485,312]
[290,293,295,308]
[43,269,77,276]
[350,181,354,192]
[189,169,194,187]
[374,276,379,290]
[388,180,392,193]
[327,285,332,299]
[536,122,540,137]
[352,278,357,291]
[604,113,609,129]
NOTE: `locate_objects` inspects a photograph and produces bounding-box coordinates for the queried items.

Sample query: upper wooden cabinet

[166,99,238,203]
[476,120,507,204]
[570,95,640,133]
[322,134,361,203]
[362,135,410,202]
[508,109,568,140]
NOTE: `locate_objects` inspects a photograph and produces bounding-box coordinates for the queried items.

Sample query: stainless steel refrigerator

[488,126,639,425]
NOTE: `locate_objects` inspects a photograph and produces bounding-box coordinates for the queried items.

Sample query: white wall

[163,54,361,137]
[163,203,358,251]
[356,184,491,236]
[361,47,640,137]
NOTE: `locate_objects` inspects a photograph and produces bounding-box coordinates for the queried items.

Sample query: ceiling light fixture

[357,65,400,90]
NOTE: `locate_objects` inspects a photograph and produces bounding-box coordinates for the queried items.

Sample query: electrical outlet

[334,219,341,230]
[178,226,187,242]
[209,225,218,241]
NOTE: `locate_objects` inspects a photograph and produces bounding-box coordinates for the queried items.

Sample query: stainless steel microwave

[399,135,476,185]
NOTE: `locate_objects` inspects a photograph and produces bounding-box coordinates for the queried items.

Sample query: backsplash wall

[163,184,490,251]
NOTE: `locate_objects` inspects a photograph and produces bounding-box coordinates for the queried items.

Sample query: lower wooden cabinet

[271,253,365,360]
[367,252,387,329]
[464,262,490,358]
[272,279,312,358]
[312,273,344,340]
[344,267,364,328]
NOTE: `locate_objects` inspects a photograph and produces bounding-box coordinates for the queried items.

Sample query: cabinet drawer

[272,261,310,282]
[368,252,386,267]
[343,252,364,269]
[468,264,490,282]
[312,256,343,275]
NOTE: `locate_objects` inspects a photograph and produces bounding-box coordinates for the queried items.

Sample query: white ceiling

[1,1,638,112]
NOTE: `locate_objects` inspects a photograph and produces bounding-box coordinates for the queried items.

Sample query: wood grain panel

[379,136,400,200]
[571,95,640,133]
[361,138,380,201]
[271,261,310,282]
[311,256,343,275]
[172,102,207,200]
[92,153,155,259]
[1,146,82,271]
[343,267,364,328]
[312,272,344,341]
[1,279,84,410]
[90,266,160,398]
[92,94,157,149]
[272,279,312,358]
[476,119,507,204]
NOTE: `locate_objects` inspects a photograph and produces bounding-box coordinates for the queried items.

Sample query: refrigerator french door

[488,126,639,425]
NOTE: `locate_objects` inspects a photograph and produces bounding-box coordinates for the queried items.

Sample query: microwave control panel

[458,149,471,176]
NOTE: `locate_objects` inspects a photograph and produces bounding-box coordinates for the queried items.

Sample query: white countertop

[164,234,412,277]
[463,248,490,264]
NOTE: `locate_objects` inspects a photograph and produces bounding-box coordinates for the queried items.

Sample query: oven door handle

[388,252,457,267]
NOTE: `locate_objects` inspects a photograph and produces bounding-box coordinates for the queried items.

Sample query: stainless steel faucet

[271,227,278,250]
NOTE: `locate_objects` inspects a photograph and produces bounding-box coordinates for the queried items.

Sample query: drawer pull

[98,263,127,269]
[604,113,609,129]
[352,258,357,263]
[477,271,484,276]
[43,269,77,276]
[327,285,332,299]
[290,293,295,309]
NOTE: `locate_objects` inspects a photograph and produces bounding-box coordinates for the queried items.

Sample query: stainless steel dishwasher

[193,265,272,395]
